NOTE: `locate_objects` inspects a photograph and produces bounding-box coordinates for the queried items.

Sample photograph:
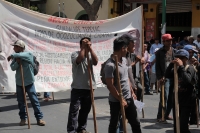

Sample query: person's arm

[149,45,153,55]
[165,63,174,79]
[10,59,19,71]
[155,51,163,80]
[11,52,32,63]
[106,78,128,107]
[75,48,86,65]
[179,66,196,84]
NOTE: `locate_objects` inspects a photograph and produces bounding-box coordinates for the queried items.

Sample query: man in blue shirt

[149,38,163,55]
[7,40,45,126]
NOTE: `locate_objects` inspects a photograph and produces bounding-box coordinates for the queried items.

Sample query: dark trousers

[67,89,92,133]
[144,71,150,93]
[108,98,142,133]
[157,78,173,119]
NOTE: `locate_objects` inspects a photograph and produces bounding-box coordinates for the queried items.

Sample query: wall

[144,3,159,39]
[45,0,109,20]
[191,0,200,37]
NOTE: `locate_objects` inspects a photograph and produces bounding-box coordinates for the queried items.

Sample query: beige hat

[11,40,25,49]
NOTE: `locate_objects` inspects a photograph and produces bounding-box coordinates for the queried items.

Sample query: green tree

[77,0,103,21]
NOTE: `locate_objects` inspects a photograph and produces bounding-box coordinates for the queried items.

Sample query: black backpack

[100,60,108,85]
[33,56,39,76]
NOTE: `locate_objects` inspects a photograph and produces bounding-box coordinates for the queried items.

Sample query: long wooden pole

[174,64,180,133]
[86,49,98,133]
[114,55,127,133]
[141,4,145,118]
[196,99,199,128]
[161,82,165,121]
[20,61,31,129]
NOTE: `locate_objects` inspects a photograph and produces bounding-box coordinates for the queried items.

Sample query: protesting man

[156,34,176,122]
[165,49,197,133]
[149,38,163,55]
[7,40,45,126]
[67,37,98,133]
[194,34,200,51]
[104,37,141,133]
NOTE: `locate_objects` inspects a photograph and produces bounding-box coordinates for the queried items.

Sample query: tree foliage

[77,0,103,21]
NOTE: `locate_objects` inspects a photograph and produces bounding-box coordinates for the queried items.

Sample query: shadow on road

[88,116,110,120]
[141,119,173,129]
[165,129,200,133]
[0,123,20,128]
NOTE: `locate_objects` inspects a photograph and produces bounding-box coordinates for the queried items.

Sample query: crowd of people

[1,33,200,133]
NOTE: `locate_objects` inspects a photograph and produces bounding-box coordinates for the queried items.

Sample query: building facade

[45,0,109,20]
[109,0,200,41]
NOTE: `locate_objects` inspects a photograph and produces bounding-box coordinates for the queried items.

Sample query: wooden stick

[161,82,165,121]
[52,92,54,102]
[140,69,145,118]
[114,55,127,133]
[86,50,98,133]
[156,80,158,95]
[20,61,31,129]
[174,64,180,133]
[196,98,199,128]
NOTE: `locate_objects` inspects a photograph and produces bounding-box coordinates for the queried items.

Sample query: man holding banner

[67,37,98,133]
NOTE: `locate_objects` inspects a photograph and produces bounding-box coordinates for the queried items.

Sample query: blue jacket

[10,52,35,86]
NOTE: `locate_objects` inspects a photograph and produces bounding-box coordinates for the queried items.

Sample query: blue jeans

[109,98,141,133]
[16,83,43,120]
[44,92,50,98]
[144,71,150,93]
[157,78,173,119]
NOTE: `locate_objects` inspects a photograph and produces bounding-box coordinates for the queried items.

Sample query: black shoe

[144,92,153,95]
[36,93,41,96]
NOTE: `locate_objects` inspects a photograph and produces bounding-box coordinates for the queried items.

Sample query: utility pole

[161,0,166,35]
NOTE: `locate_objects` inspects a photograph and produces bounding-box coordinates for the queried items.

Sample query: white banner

[0,0,142,92]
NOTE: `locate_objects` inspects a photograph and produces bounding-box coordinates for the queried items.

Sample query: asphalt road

[0,87,199,133]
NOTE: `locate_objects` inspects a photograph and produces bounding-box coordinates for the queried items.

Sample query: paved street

[0,87,199,133]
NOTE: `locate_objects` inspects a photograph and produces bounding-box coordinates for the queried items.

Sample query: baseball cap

[174,49,189,59]
[154,48,160,53]
[162,34,172,41]
[11,40,25,49]
[183,45,198,53]
[121,33,135,42]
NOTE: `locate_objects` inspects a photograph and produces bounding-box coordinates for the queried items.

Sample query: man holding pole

[156,34,176,122]
[7,40,45,126]
[165,49,197,133]
[67,37,98,133]
[104,37,141,133]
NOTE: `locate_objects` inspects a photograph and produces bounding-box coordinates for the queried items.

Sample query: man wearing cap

[149,38,163,55]
[187,36,197,48]
[156,34,176,122]
[165,49,197,133]
[183,45,200,125]
[179,36,189,47]
[7,40,46,126]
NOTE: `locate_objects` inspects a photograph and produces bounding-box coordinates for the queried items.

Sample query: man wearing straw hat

[7,40,45,126]
[165,49,197,133]
[104,37,141,133]
[67,37,98,133]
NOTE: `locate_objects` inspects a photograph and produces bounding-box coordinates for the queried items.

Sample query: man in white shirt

[193,34,200,51]
[149,38,163,55]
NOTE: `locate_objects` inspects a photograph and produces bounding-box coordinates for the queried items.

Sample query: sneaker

[37,119,46,126]
[77,130,91,133]
[165,115,173,120]
[43,97,52,101]
[19,119,27,126]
